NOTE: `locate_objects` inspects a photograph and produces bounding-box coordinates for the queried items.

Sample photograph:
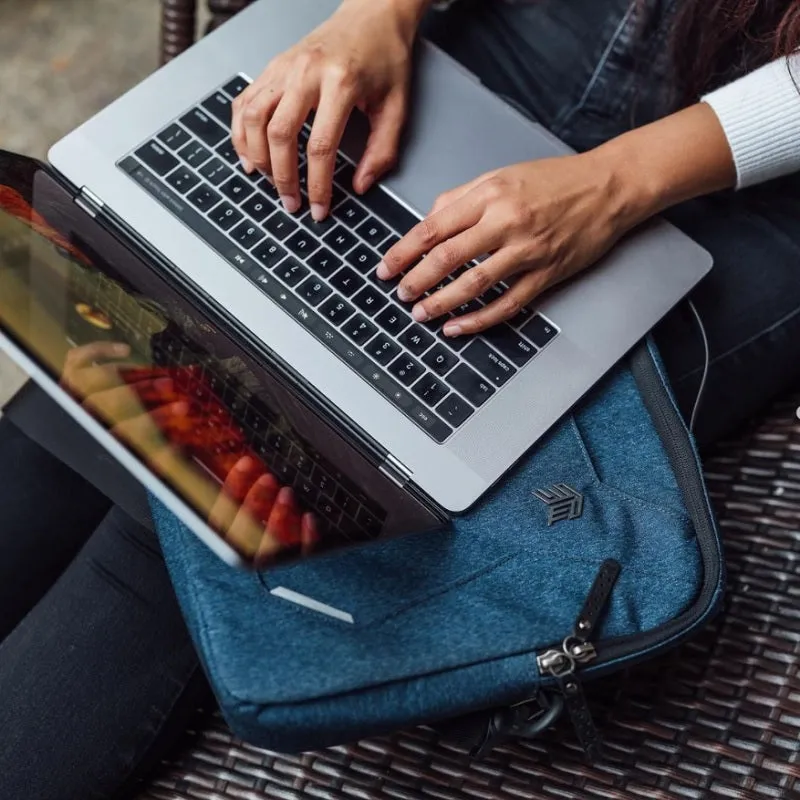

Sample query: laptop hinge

[379,453,412,488]
[74,186,105,219]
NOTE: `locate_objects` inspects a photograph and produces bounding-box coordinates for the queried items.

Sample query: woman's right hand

[231,0,428,220]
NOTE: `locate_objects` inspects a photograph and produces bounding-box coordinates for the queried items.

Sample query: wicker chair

[144,4,800,797]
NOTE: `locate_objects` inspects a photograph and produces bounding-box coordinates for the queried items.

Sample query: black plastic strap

[555,672,603,760]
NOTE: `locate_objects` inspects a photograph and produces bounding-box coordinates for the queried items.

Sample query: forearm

[591,104,736,227]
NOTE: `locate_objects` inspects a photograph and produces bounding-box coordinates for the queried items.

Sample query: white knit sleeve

[702,52,800,189]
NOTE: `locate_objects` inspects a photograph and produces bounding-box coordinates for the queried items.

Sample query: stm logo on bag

[534,484,584,525]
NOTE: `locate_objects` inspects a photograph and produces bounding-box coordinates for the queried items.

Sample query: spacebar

[118,156,262,277]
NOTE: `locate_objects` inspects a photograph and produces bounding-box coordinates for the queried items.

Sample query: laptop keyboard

[118,74,559,444]
[149,327,387,543]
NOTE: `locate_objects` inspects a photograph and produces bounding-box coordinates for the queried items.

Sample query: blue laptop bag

[151,337,724,758]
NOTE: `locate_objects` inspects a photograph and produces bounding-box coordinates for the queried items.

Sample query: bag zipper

[566,342,723,676]
[536,559,621,758]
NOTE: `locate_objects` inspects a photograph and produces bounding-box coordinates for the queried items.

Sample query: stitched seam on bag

[568,415,690,521]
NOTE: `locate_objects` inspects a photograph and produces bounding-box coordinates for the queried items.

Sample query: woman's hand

[231,0,429,220]
[378,103,736,337]
[377,150,648,337]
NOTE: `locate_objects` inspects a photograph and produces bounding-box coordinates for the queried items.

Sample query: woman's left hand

[376,151,647,336]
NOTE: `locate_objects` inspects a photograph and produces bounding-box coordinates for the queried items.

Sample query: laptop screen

[0,151,439,568]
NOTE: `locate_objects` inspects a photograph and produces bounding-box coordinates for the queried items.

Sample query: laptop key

[319,295,354,326]
[378,234,400,255]
[445,363,495,407]
[329,266,364,297]
[158,124,191,151]
[135,141,178,176]
[219,175,254,204]
[358,185,419,236]
[208,201,242,230]
[342,313,377,346]
[323,226,358,256]
[422,344,458,377]
[307,247,342,278]
[411,373,449,407]
[482,324,537,367]
[165,167,200,195]
[388,354,423,386]
[436,393,474,428]
[285,230,319,259]
[436,322,470,352]
[346,243,379,274]
[334,198,367,228]
[356,217,391,248]
[251,238,286,269]
[300,211,336,236]
[230,220,265,250]
[180,108,227,146]
[375,304,410,337]
[264,209,299,241]
[365,333,400,366]
[275,257,309,287]
[520,314,558,348]
[241,194,273,223]
[463,340,516,387]
[352,285,387,317]
[202,92,233,127]
[398,325,434,357]
[215,139,239,164]
[222,75,250,99]
[178,141,212,168]
[186,183,222,213]
[199,157,233,187]
[407,406,452,443]
[297,277,332,306]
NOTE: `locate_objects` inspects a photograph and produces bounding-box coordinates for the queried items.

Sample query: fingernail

[310,202,327,222]
[358,172,374,193]
[236,455,255,472]
[170,401,190,415]
[277,486,294,505]
[239,156,253,173]
[113,343,130,357]
[411,303,429,322]
[280,194,300,214]
[397,285,413,303]
[376,260,390,280]
[443,323,463,337]
[154,377,173,392]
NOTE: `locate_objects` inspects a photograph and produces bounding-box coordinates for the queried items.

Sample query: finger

[429,171,497,216]
[231,83,257,172]
[208,455,263,534]
[396,224,500,319]
[443,258,547,337]
[268,87,315,213]
[64,342,130,370]
[300,513,319,556]
[306,83,354,220]
[355,89,407,194]
[84,377,179,424]
[238,83,283,176]
[264,486,302,547]
[64,361,144,397]
[226,473,281,556]
[111,400,190,450]
[377,194,483,281]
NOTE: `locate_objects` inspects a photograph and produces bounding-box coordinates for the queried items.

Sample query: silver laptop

[0,0,711,569]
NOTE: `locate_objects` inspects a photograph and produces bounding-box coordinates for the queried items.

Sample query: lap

[425,0,800,443]
[0,421,207,799]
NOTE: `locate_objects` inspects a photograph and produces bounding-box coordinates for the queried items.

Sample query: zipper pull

[537,559,621,760]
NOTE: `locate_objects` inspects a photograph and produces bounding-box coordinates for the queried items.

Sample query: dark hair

[671,0,800,103]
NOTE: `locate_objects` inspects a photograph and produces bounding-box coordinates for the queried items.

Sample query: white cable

[687,299,709,434]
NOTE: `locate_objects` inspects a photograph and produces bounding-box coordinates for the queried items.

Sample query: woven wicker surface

[137,393,800,800]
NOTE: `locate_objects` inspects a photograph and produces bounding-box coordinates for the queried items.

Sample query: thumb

[355,89,407,194]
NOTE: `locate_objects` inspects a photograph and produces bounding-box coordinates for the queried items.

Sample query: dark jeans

[2,1,799,798]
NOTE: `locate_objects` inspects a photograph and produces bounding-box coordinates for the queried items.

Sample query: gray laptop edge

[40,0,710,523]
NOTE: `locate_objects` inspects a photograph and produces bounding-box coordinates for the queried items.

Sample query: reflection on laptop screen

[0,158,397,568]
